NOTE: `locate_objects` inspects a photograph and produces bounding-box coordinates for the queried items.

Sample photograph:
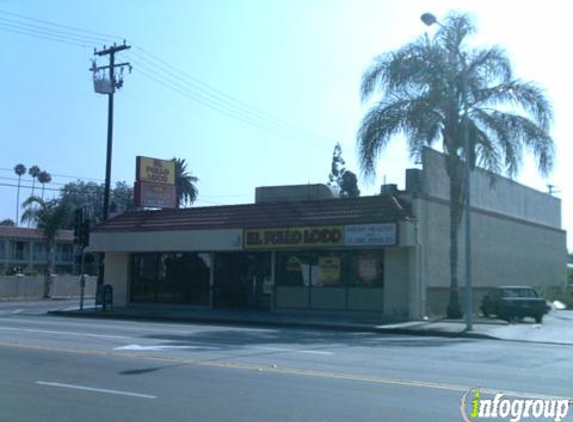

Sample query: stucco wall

[0,275,96,299]
[416,148,567,317]
[420,196,566,290]
[104,252,130,307]
[421,148,561,227]
[384,248,409,318]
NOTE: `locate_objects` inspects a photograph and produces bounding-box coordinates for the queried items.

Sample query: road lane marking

[4,340,569,403]
[0,327,130,340]
[113,343,333,355]
[248,346,333,355]
[35,381,156,399]
[114,344,219,351]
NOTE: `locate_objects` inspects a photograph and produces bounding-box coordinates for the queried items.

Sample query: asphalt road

[1,303,572,421]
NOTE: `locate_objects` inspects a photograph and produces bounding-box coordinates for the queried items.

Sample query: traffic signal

[73,208,84,244]
[74,207,90,248]
[80,219,90,247]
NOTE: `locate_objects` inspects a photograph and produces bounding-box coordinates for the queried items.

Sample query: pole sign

[134,156,177,208]
[134,182,177,208]
[136,156,175,185]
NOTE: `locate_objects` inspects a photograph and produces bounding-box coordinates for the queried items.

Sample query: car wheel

[482,307,490,318]
[534,314,543,324]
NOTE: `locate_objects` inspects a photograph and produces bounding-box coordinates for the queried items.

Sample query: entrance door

[214,252,271,309]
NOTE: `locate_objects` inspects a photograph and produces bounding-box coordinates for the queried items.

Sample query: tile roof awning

[0,226,74,241]
[93,195,412,233]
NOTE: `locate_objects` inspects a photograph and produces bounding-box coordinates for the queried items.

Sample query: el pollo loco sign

[136,156,175,185]
[134,156,176,209]
[244,226,343,249]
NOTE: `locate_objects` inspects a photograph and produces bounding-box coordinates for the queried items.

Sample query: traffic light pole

[79,246,86,311]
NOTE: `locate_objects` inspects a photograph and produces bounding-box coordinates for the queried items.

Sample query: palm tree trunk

[447,162,463,319]
[44,245,54,298]
[28,180,36,228]
[15,176,21,224]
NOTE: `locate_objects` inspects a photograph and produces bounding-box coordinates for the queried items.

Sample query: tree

[327,143,360,198]
[173,158,199,208]
[28,165,41,197]
[340,171,360,198]
[328,143,346,188]
[20,197,72,298]
[0,219,15,226]
[59,181,133,224]
[13,163,26,225]
[357,12,554,318]
[37,171,52,200]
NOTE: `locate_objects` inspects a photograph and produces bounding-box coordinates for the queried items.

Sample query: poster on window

[358,255,377,285]
[316,256,340,286]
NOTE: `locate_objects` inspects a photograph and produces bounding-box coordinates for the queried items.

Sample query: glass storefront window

[276,249,384,288]
[130,252,211,305]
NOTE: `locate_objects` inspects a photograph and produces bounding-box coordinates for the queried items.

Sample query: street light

[421,13,473,331]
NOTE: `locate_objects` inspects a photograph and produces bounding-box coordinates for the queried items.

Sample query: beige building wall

[89,229,243,253]
[104,252,130,307]
[417,149,567,317]
[384,248,410,318]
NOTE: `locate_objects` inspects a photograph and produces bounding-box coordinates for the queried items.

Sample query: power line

[130,59,329,148]
[131,45,332,144]
[0,16,108,45]
[0,8,336,149]
[0,182,61,193]
[0,176,68,187]
[129,57,330,146]
[0,22,93,48]
[0,168,104,182]
[0,9,120,42]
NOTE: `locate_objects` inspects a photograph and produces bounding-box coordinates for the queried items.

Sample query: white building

[0,226,74,275]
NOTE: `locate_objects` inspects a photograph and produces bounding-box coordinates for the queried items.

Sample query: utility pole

[91,42,131,289]
[92,42,131,221]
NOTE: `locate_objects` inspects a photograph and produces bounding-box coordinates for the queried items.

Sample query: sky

[0,0,571,251]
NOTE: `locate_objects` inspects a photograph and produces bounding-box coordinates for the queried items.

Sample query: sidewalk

[49,303,573,345]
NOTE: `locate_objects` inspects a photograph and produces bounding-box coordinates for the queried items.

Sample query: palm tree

[357,13,554,318]
[13,163,26,225]
[28,165,41,197]
[21,197,71,298]
[37,171,52,200]
[173,158,199,208]
[27,165,41,228]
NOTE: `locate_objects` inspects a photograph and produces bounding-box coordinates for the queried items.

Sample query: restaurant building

[89,149,568,320]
